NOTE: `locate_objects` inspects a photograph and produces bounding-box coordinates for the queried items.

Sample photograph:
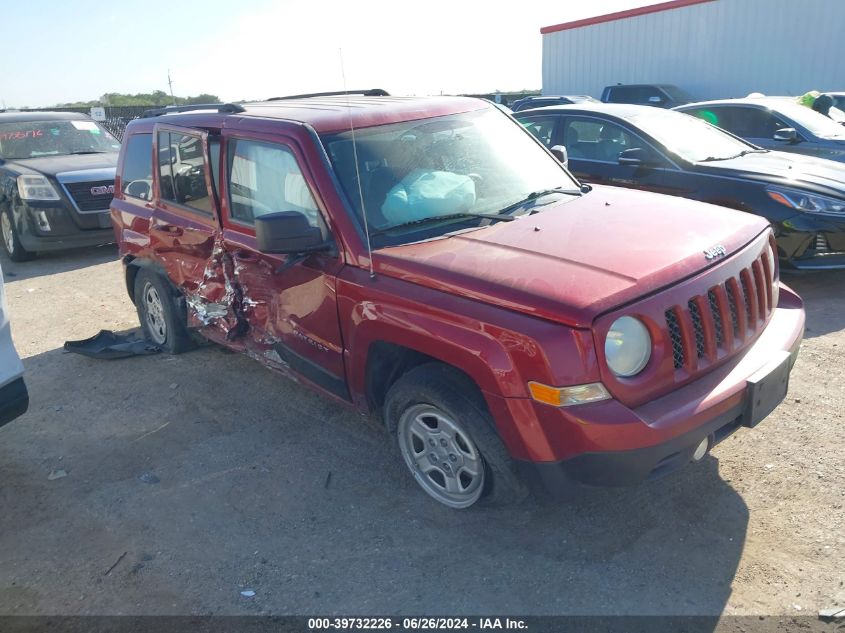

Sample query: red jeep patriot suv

[110,94,805,509]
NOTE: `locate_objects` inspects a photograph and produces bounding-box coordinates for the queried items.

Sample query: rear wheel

[1,208,36,262]
[385,363,527,509]
[134,269,195,354]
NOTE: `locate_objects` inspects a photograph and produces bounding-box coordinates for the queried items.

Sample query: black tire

[1,208,36,262]
[384,363,528,509]
[133,268,195,354]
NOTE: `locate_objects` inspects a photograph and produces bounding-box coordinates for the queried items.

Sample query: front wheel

[1,208,36,262]
[385,363,527,509]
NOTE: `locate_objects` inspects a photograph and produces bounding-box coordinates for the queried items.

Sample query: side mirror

[774,127,799,143]
[618,147,656,167]
[125,180,152,200]
[550,145,568,168]
[255,211,326,254]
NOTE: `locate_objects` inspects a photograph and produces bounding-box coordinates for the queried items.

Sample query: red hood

[374,185,770,328]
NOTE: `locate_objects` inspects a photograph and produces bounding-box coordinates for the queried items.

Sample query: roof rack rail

[267,89,390,101]
[141,103,246,118]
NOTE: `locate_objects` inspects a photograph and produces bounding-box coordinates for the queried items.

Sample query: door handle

[151,222,183,236]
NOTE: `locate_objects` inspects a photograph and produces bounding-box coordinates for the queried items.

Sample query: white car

[0,262,27,428]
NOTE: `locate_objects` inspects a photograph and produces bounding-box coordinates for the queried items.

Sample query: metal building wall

[542,0,843,101]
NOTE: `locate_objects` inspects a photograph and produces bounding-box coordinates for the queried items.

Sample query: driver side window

[227,139,325,233]
[563,118,656,163]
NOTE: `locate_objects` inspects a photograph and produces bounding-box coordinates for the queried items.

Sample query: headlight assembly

[16,175,61,202]
[605,316,652,377]
[767,187,845,216]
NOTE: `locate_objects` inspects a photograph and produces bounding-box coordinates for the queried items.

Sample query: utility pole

[167,70,176,105]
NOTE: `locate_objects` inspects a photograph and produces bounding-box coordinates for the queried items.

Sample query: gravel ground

[0,246,842,618]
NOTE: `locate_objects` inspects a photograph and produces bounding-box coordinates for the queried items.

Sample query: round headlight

[605,316,652,377]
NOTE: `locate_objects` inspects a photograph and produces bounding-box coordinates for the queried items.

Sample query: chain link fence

[19,106,151,141]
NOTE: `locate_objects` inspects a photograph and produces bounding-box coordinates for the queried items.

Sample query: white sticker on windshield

[70,120,98,131]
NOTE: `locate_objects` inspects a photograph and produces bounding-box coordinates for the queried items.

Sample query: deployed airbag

[381,169,476,225]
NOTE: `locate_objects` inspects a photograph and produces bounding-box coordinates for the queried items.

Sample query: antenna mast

[339,49,376,279]
[167,70,177,106]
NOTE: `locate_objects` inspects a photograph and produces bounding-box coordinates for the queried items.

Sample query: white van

[0,262,27,428]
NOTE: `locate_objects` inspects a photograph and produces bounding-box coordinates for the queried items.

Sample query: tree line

[57,91,222,107]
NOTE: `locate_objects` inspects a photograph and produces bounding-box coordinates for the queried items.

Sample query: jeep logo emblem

[703,244,727,260]
[90,185,115,196]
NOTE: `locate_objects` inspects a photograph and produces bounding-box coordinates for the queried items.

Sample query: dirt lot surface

[0,246,842,617]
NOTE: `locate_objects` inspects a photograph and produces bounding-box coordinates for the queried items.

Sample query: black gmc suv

[0,111,120,261]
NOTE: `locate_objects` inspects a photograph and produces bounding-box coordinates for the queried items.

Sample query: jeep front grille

[62,180,114,213]
[664,249,775,372]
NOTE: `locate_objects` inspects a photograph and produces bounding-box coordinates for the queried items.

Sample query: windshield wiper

[67,150,109,155]
[369,212,514,237]
[700,148,768,162]
[497,187,581,216]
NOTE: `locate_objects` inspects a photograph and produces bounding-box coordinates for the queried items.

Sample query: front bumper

[499,285,805,494]
[14,202,114,252]
[777,212,845,270]
[0,377,29,428]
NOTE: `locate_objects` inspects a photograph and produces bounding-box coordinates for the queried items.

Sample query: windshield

[775,102,845,138]
[661,86,695,103]
[629,109,755,162]
[321,108,579,243]
[0,119,120,160]
[570,95,601,104]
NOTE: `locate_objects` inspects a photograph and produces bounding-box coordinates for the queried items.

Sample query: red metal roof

[540,0,717,35]
[127,97,490,135]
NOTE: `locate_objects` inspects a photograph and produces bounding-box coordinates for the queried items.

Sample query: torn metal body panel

[186,240,249,342]
[111,115,357,409]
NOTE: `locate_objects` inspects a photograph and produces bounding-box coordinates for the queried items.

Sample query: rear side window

[606,86,640,103]
[227,139,323,231]
[607,86,661,104]
[121,134,153,200]
[157,131,213,214]
[687,107,785,138]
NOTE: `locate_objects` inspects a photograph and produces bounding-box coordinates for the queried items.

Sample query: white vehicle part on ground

[0,263,24,389]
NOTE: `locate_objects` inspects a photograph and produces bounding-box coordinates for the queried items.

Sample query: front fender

[337,268,601,413]
[347,302,519,400]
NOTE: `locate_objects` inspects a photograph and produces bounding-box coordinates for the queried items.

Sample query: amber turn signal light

[527,381,611,407]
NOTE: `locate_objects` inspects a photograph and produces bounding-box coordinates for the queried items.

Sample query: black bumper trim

[516,404,744,495]
[517,333,803,496]
[0,377,29,428]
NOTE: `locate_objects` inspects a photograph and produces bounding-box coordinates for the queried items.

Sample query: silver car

[0,262,28,428]
[676,97,845,163]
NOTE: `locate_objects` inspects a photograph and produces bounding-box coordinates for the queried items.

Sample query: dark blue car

[516,103,845,270]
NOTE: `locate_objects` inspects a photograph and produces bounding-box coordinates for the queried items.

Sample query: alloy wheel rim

[398,403,485,508]
[143,283,167,344]
[1,213,14,254]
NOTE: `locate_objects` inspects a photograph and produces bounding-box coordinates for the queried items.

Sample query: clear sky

[0,0,654,108]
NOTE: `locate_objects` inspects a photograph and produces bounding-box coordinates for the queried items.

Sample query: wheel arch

[123,256,176,305]
[364,341,489,428]
[348,309,523,432]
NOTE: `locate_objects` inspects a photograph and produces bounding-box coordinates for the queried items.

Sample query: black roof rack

[141,103,246,118]
[267,89,390,101]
